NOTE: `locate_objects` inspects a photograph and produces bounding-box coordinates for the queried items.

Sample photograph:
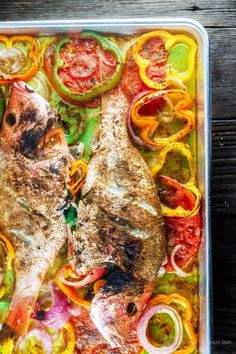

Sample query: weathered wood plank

[212,119,236,213]
[0,0,236,27]
[212,215,236,351]
[210,28,236,120]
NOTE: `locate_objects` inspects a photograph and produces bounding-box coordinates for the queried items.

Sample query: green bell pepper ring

[79,108,100,162]
[0,301,9,323]
[52,31,123,102]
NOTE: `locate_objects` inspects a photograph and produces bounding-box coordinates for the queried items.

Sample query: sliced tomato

[44,37,100,108]
[139,37,168,84]
[122,37,168,101]
[159,176,201,270]
[121,44,149,101]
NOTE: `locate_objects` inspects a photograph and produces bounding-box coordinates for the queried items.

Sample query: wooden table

[1,1,235,352]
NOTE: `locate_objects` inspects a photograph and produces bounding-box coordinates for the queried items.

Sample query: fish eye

[5,113,16,126]
[126,302,138,316]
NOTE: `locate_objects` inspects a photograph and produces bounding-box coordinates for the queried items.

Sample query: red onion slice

[33,284,71,330]
[170,244,195,278]
[18,328,53,354]
[137,304,183,354]
[127,90,157,150]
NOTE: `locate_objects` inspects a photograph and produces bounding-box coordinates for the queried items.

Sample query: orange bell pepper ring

[130,90,194,149]
[70,160,88,195]
[56,268,91,308]
[0,35,39,85]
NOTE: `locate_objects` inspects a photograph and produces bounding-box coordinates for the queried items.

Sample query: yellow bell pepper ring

[1,338,14,354]
[0,35,39,85]
[133,30,197,90]
[0,234,14,270]
[60,321,76,354]
[151,142,201,217]
[147,293,197,354]
[0,234,15,300]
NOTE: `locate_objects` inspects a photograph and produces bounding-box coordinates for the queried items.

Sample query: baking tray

[0,18,211,353]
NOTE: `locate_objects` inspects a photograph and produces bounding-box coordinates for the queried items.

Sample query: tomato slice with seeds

[139,36,168,84]
[122,37,168,101]
[122,44,149,102]
[44,37,104,107]
[57,36,101,95]
[159,176,201,271]
[68,55,97,79]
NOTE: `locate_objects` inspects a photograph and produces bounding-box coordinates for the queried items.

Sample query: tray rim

[0,17,212,354]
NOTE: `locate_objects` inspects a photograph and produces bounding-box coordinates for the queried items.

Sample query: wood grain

[0,0,236,352]
[0,0,235,27]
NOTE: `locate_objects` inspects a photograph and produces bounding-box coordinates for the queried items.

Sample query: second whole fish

[71,86,165,349]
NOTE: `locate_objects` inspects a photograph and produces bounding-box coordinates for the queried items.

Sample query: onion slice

[0,47,25,74]
[59,265,106,288]
[33,284,71,329]
[28,71,51,100]
[127,90,156,150]
[170,244,195,278]
[137,304,183,354]
[68,55,97,79]
[18,328,53,354]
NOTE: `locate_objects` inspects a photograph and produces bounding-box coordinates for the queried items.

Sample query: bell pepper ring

[52,31,123,102]
[59,264,106,289]
[93,279,107,295]
[151,142,201,217]
[128,89,194,150]
[0,234,15,300]
[159,175,201,273]
[60,321,76,354]
[38,128,68,156]
[146,293,197,354]
[70,160,88,195]
[1,338,14,354]
[0,35,39,85]
[56,268,91,309]
[133,30,197,90]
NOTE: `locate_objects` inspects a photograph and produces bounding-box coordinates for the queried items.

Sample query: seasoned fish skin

[72,87,165,280]
[0,82,73,341]
[71,86,165,348]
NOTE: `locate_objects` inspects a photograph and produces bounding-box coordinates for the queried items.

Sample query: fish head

[0,81,55,157]
[91,271,153,348]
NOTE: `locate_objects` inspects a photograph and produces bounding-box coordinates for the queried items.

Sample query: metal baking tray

[0,18,211,353]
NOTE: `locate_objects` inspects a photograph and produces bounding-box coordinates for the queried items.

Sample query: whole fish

[0,81,73,342]
[71,86,165,349]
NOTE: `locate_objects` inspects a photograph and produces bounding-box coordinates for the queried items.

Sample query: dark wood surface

[0,1,235,352]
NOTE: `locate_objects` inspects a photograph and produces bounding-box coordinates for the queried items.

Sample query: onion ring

[138,304,183,353]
